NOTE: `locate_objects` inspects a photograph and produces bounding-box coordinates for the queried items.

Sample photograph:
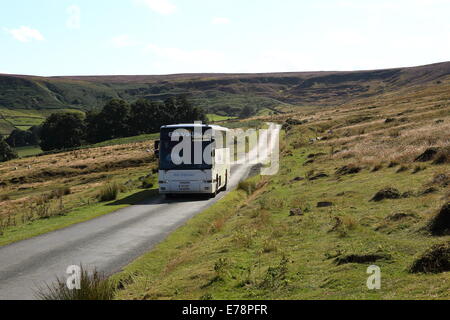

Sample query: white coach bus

[155,124,231,198]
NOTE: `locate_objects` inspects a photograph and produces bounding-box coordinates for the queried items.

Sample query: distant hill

[1,61,449,136]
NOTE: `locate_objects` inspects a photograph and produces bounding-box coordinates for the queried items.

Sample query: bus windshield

[159,127,214,170]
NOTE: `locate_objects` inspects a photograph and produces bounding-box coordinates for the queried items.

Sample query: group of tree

[0,96,207,161]
[1,126,41,162]
[239,105,256,119]
[5,126,41,148]
[39,96,207,151]
[0,137,18,162]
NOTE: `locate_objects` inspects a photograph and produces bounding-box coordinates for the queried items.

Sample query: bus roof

[160,124,230,131]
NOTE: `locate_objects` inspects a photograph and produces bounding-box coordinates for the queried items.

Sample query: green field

[207,114,237,122]
[0,107,84,136]
[0,119,14,136]
[89,133,160,148]
[15,146,43,157]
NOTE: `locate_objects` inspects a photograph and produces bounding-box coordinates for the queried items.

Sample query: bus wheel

[223,171,228,191]
[210,177,219,198]
[209,189,217,199]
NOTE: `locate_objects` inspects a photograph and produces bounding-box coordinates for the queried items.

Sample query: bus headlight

[159,180,168,184]
[203,180,213,184]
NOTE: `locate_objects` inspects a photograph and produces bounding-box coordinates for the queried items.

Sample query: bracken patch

[335,165,361,176]
[370,188,401,202]
[415,147,439,162]
[410,242,450,274]
[428,202,450,236]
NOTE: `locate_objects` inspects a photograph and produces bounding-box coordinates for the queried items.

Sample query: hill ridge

[1,61,449,136]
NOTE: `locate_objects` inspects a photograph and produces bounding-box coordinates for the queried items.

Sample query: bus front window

[159,132,214,171]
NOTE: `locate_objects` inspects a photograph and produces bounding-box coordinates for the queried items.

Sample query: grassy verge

[113,177,264,300]
[0,187,158,247]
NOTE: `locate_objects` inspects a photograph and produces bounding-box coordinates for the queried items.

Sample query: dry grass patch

[0,138,157,234]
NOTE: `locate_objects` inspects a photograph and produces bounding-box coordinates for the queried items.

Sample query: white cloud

[212,17,230,25]
[5,26,44,42]
[111,35,141,48]
[66,5,81,29]
[134,0,176,15]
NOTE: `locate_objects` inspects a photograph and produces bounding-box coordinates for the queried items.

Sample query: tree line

[0,96,207,160]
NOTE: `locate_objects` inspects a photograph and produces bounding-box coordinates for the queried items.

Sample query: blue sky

[1,0,449,76]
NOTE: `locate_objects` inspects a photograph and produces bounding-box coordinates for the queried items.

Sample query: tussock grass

[262,238,279,253]
[237,179,259,195]
[329,215,358,237]
[258,256,289,290]
[98,182,121,202]
[35,266,115,300]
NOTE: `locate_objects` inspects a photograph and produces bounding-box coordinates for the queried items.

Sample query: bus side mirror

[154,140,160,159]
